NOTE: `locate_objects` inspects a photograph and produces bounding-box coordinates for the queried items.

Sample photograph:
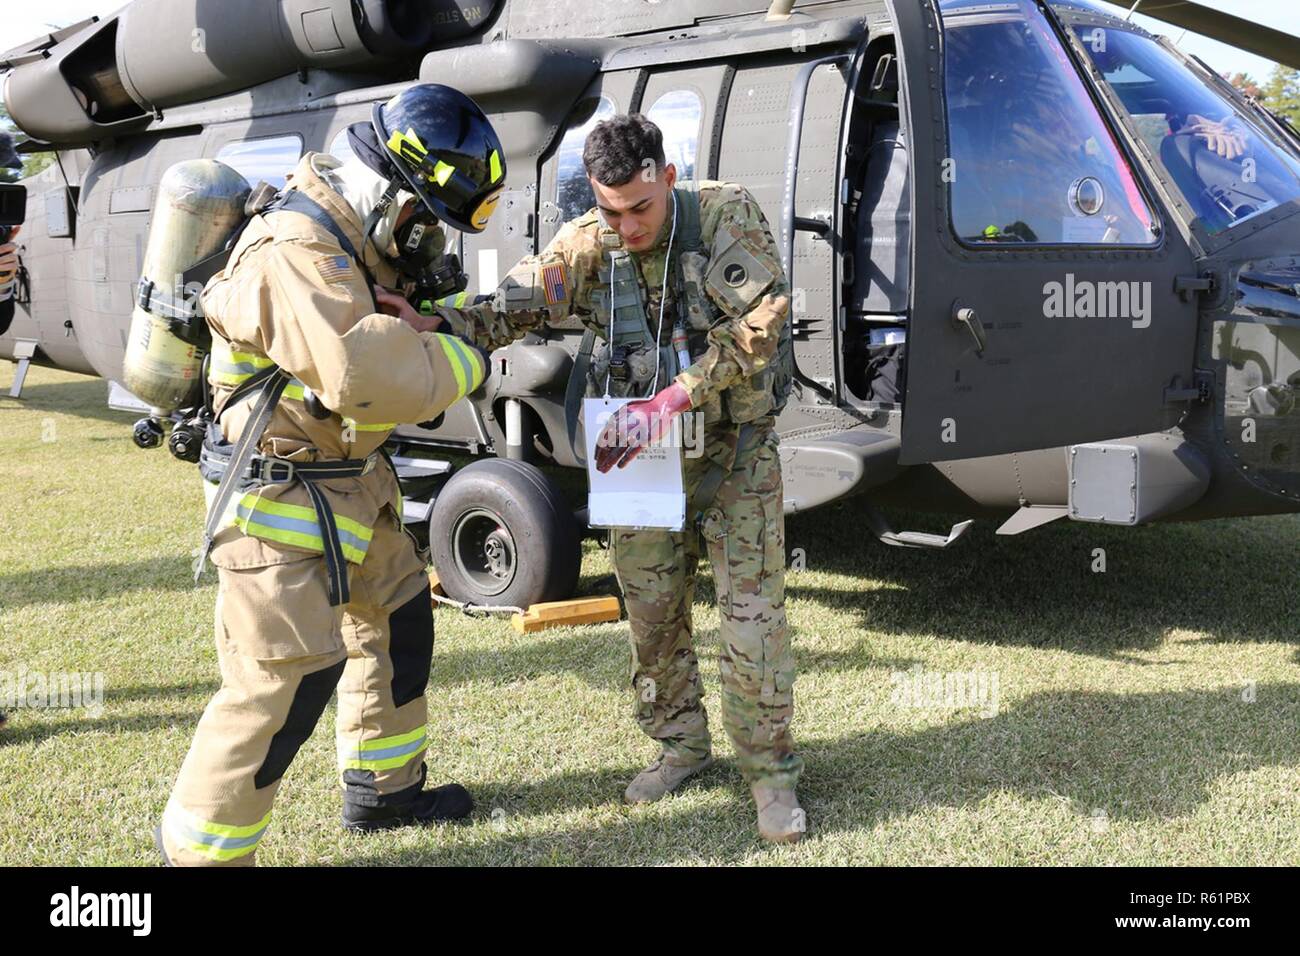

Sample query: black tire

[429,459,581,609]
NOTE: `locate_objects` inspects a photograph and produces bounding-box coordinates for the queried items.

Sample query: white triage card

[583,397,685,531]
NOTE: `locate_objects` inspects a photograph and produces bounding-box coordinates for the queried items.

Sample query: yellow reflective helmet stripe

[388,126,428,165]
[385,124,459,186]
[338,727,428,772]
[163,801,271,863]
[489,149,503,183]
[432,159,456,187]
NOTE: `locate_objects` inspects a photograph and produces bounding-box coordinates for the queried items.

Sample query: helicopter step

[7,339,37,398]
[865,511,974,550]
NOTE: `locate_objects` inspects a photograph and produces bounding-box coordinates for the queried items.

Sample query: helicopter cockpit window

[215,134,303,190]
[940,0,1159,245]
[1069,22,1300,236]
[646,90,702,181]
[556,96,617,222]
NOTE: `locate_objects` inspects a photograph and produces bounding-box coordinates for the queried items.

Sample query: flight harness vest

[563,182,788,526]
[564,182,706,462]
[194,190,384,608]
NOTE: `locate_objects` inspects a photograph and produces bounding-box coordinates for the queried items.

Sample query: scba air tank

[123,159,251,413]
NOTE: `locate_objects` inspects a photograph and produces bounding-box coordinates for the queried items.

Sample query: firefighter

[158,84,506,865]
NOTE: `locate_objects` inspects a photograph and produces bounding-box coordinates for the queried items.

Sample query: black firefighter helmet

[360,84,507,235]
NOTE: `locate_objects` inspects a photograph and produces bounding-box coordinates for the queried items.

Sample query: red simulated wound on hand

[594,382,692,473]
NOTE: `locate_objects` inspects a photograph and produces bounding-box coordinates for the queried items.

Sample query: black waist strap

[198,418,378,607]
[239,454,377,486]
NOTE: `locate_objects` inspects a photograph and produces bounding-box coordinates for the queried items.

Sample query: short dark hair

[582,113,666,187]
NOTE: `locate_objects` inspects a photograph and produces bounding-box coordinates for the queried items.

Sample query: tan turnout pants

[162,507,433,866]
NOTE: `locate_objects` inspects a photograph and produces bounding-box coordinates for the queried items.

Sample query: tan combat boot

[624,753,714,804]
[752,786,806,844]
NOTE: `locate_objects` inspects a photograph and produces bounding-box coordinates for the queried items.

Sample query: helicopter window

[215,134,303,190]
[646,89,702,181]
[940,0,1159,246]
[329,127,356,164]
[1070,24,1300,236]
[555,96,617,222]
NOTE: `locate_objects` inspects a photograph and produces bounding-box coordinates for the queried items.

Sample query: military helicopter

[2,0,1299,610]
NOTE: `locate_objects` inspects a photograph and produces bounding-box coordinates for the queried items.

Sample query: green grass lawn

[1,364,1298,866]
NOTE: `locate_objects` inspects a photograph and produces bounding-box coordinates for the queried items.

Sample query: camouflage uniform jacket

[436,180,791,425]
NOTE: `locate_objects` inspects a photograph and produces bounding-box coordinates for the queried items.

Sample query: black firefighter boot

[342,764,473,832]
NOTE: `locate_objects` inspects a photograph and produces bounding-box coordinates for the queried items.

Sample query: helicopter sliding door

[888,0,1200,465]
[715,57,847,400]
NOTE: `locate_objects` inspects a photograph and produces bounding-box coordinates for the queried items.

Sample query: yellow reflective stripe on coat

[210,342,275,387]
[338,727,428,772]
[434,333,485,401]
[163,801,271,863]
[234,494,375,564]
[343,417,397,434]
[208,340,302,400]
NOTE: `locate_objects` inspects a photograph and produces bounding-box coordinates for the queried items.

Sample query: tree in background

[0,104,56,181]
[1225,72,1263,99]
[1259,65,1300,126]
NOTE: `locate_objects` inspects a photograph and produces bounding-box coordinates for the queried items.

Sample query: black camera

[0,182,26,246]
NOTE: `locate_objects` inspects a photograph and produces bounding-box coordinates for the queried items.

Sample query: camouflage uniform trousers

[608,416,802,790]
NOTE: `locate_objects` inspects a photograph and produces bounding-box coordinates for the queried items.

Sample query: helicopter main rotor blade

[1099,0,1300,71]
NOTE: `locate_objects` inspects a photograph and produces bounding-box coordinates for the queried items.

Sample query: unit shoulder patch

[705,225,778,317]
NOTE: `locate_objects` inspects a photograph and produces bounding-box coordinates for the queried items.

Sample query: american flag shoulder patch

[315,254,352,284]
[541,261,567,305]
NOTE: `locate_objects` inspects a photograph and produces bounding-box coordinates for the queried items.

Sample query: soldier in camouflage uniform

[433,114,804,842]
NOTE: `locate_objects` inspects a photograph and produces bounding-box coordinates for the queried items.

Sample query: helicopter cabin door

[888,0,1200,465]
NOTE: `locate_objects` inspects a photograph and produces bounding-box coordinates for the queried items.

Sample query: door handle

[951,301,986,356]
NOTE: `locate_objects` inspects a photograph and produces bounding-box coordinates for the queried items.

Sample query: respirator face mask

[393,208,468,301]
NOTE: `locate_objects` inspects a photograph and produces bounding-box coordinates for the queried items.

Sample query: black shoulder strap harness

[195,189,381,607]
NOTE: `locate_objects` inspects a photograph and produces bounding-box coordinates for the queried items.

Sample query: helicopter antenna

[766,0,795,22]
[1125,0,1142,20]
